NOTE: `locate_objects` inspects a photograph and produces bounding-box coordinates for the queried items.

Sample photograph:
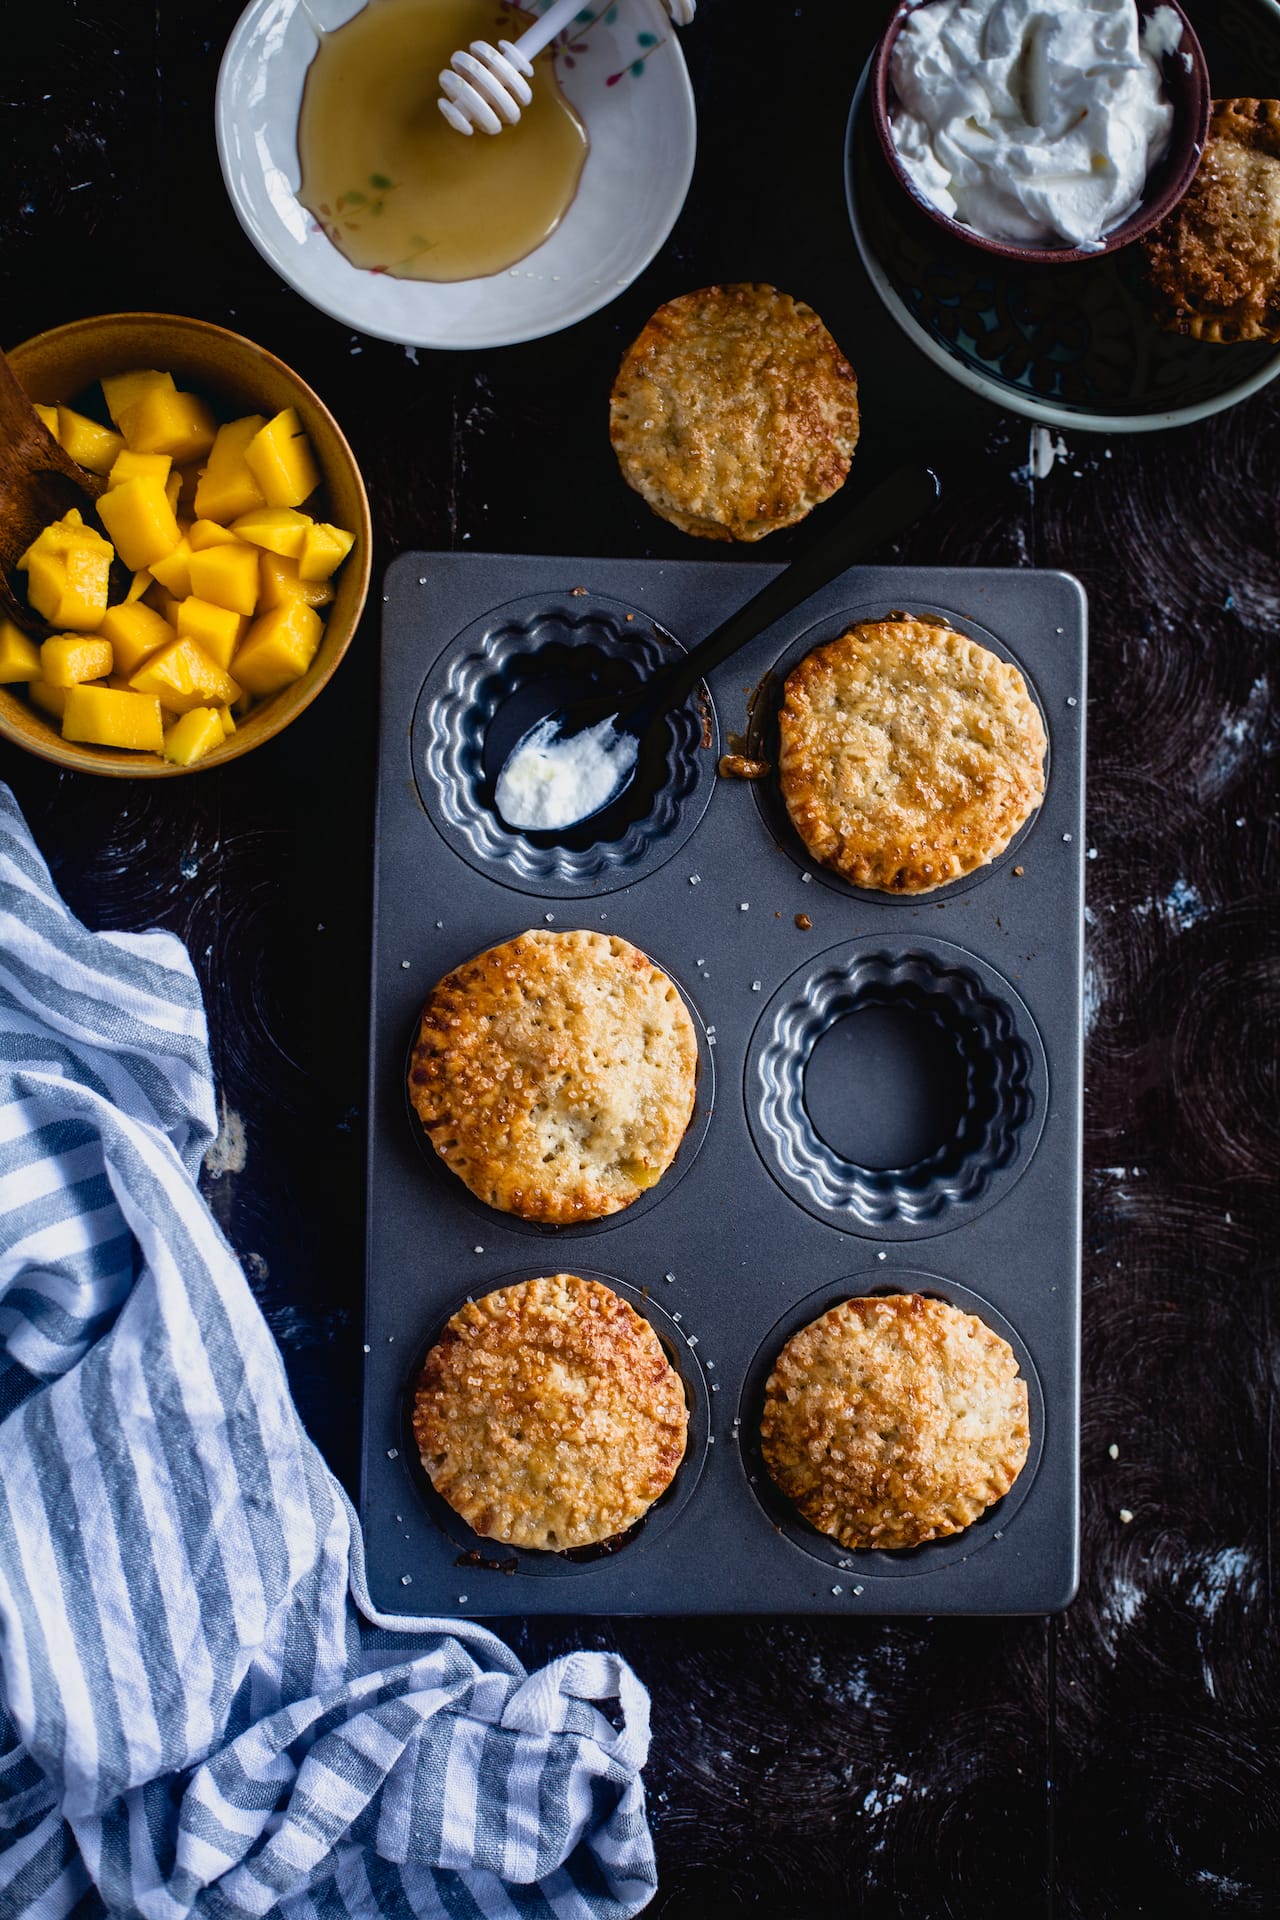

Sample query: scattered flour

[204,1099,248,1178]
[1198,675,1272,801]
[1184,1545,1261,1619]
[1082,950,1107,1034]
[1100,1572,1147,1658]
[1133,879,1209,932]
[1028,427,1070,479]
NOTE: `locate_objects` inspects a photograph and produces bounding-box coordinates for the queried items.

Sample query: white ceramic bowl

[216,0,697,350]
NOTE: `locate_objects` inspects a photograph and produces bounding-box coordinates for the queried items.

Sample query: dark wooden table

[5,3,1276,1913]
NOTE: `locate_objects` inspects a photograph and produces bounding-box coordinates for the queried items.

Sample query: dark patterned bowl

[846,0,1280,430]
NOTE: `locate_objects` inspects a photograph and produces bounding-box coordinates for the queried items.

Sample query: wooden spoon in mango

[0,345,106,634]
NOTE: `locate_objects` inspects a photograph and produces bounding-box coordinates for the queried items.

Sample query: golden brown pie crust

[760,1293,1030,1552]
[412,1274,688,1550]
[408,928,697,1223]
[609,283,860,541]
[778,617,1046,893]
[1144,98,1280,343]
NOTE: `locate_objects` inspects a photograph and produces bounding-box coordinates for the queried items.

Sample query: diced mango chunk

[56,406,124,475]
[298,520,355,582]
[63,684,165,752]
[174,465,202,519]
[97,601,175,676]
[0,619,42,683]
[232,600,322,696]
[17,510,114,631]
[188,541,259,617]
[128,636,241,714]
[28,680,70,720]
[14,367,353,759]
[40,635,114,688]
[145,586,185,628]
[188,519,240,551]
[258,552,336,610]
[96,476,181,572]
[118,386,217,464]
[194,415,268,524]
[101,369,175,427]
[147,535,194,599]
[228,507,313,558]
[243,410,320,509]
[176,597,243,670]
[108,449,172,490]
[162,706,224,766]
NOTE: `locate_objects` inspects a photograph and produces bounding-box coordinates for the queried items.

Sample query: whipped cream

[495,715,637,831]
[889,0,1180,249]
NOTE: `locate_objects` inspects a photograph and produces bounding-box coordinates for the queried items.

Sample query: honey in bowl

[297,0,588,283]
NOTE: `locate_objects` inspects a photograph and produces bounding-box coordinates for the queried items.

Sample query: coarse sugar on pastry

[407,927,697,1223]
[760,1293,1030,1551]
[412,1274,688,1550]
[778,616,1046,893]
[609,283,859,542]
[1143,97,1280,343]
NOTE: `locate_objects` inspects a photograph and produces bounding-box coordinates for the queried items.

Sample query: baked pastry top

[778,617,1046,893]
[609,283,860,542]
[760,1293,1030,1552]
[408,927,697,1223]
[412,1274,688,1550]
[1143,98,1280,343]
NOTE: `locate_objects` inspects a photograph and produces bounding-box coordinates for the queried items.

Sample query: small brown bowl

[871,0,1211,267]
[2,312,371,777]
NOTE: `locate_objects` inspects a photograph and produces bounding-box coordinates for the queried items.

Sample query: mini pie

[778,617,1046,893]
[760,1293,1030,1552]
[609,283,860,542]
[1143,98,1280,343]
[407,927,697,1223]
[412,1274,688,1550]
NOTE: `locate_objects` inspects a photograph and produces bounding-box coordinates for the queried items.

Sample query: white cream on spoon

[495,714,639,832]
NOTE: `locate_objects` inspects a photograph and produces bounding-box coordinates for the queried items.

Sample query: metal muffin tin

[364,552,1085,1616]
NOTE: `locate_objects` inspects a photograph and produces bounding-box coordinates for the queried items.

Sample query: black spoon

[493,462,942,833]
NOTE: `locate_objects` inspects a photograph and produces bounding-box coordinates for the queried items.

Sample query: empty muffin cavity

[747,937,1047,1237]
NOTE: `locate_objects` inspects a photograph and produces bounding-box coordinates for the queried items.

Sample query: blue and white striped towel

[0,782,657,1919]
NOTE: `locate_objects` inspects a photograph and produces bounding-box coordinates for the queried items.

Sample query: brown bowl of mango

[0,312,370,776]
